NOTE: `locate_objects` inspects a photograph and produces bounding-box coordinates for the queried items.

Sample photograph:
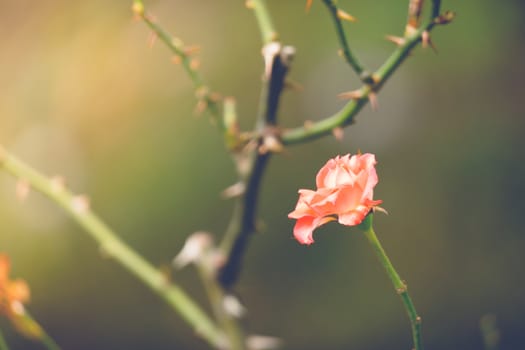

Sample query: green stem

[321,0,368,80]
[219,198,242,254]
[40,334,60,350]
[0,147,225,349]
[249,0,278,44]
[480,314,500,350]
[0,329,10,350]
[197,264,245,350]
[20,310,62,350]
[362,221,423,350]
[281,13,447,145]
[132,0,222,130]
[22,311,61,350]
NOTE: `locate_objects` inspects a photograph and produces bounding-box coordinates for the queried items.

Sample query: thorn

[171,55,182,65]
[143,13,156,23]
[368,92,378,111]
[336,9,357,22]
[71,195,90,214]
[305,0,313,13]
[385,35,406,46]
[374,205,388,215]
[332,127,344,141]
[235,148,255,176]
[159,264,172,285]
[243,139,259,153]
[303,120,314,129]
[195,86,209,99]
[221,182,246,199]
[284,78,303,91]
[15,179,30,202]
[132,13,142,22]
[337,89,363,100]
[211,250,226,270]
[421,31,429,48]
[183,45,201,56]
[222,294,246,318]
[147,31,157,49]
[246,335,283,350]
[194,100,208,115]
[189,58,201,70]
[209,92,222,102]
[172,231,213,269]
[50,176,66,193]
[422,31,438,53]
[280,45,296,67]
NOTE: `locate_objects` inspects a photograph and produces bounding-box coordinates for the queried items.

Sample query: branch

[132,1,223,130]
[217,150,270,289]
[281,9,454,145]
[216,0,281,290]
[0,146,226,349]
[246,0,278,45]
[405,0,424,35]
[431,0,441,19]
[321,0,371,82]
[218,7,294,287]
[196,260,245,350]
[0,329,9,350]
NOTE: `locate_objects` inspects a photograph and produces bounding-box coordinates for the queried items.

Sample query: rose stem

[362,217,424,350]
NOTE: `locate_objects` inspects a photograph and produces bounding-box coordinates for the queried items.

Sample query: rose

[0,254,30,318]
[288,153,383,245]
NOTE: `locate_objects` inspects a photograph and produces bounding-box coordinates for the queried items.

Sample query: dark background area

[1,1,524,349]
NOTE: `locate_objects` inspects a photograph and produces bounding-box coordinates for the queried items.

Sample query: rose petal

[338,205,370,226]
[293,216,317,245]
[333,185,362,213]
[7,280,30,303]
[293,216,335,245]
[0,254,10,282]
[288,189,318,218]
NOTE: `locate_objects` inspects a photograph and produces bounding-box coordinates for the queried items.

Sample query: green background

[1,0,524,349]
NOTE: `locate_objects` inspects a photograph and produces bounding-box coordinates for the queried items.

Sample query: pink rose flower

[288,153,383,245]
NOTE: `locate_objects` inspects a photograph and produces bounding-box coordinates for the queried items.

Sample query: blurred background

[1,0,524,349]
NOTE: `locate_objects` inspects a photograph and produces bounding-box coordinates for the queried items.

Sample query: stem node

[396,285,407,294]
